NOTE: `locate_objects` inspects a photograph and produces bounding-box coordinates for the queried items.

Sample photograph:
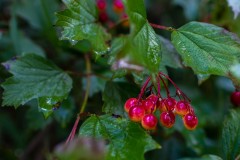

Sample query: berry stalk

[158,74,170,97]
[159,72,191,102]
[65,54,91,144]
[138,77,151,101]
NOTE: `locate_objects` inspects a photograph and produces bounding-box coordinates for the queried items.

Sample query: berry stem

[158,74,170,97]
[80,54,91,114]
[149,22,176,31]
[156,76,162,99]
[138,77,151,101]
[159,72,191,102]
[65,54,91,144]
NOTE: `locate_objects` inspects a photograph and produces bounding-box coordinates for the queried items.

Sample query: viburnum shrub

[1,0,240,159]
[124,72,198,130]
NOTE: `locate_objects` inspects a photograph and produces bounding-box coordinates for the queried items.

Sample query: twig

[149,22,175,31]
[65,54,92,144]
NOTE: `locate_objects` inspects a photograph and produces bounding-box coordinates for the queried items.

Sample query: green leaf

[1,54,72,111]
[55,0,110,53]
[158,36,182,69]
[38,96,64,118]
[222,109,240,160]
[102,81,139,116]
[109,0,161,73]
[79,115,160,160]
[171,21,240,76]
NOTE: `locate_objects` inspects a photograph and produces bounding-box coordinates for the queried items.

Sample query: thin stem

[158,75,170,97]
[80,54,91,114]
[159,72,191,102]
[156,76,162,99]
[138,77,151,101]
[65,116,80,144]
[149,22,175,31]
[65,54,92,144]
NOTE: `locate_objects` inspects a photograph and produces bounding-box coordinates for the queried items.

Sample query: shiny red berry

[160,111,175,128]
[113,0,124,13]
[158,97,176,112]
[128,106,145,122]
[124,98,138,112]
[230,91,240,106]
[158,99,167,112]
[142,99,156,114]
[97,0,106,11]
[164,97,176,111]
[141,114,158,130]
[183,113,198,130]
[175,101,189,116]
[147,94,158,103]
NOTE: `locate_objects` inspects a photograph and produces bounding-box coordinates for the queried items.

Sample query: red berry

[183,113,198,130]
[158,98,176,112]
[128,106,145,122]
[97,0,106,11]
[175,101,189,116]
[124,98,138,112]
[99,11,108,22]
[160,111,175,128]
[113,0,124,13]
[231,91,240,106]
[164,97,177,111]
[147,94,158,103]
[158,99,167,112]
[142,99,156,114]
[141,114,158,130]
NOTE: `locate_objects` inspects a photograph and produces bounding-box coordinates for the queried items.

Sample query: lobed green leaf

[171,21,240,76]
[55,0,110,54]
[79,114,160,160]
[110,0,161,73]
[1,54,72,117]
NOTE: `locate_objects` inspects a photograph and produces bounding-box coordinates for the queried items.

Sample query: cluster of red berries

[231,90,240,107]
[124,72,198,131]
[97,0,125,23]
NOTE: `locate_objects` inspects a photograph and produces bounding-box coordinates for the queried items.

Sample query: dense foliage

[0,0,240,160]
